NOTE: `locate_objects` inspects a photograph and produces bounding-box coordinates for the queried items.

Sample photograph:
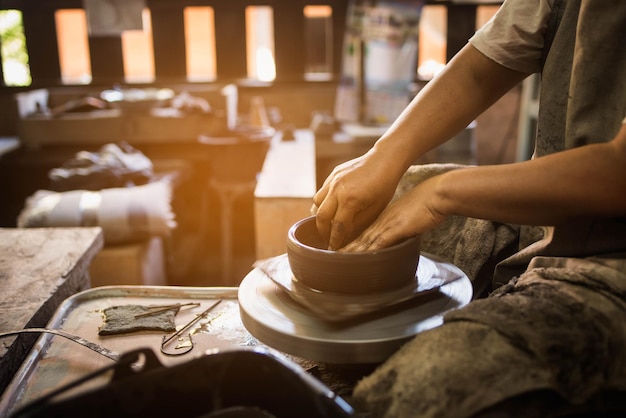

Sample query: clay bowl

[286,216,421,295]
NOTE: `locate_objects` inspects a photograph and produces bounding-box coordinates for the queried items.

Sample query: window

[246,6,275,82]
[55,9,92,84]
[57,7,157,84]
[0,9,31,86]
[418,5,446,80]
[121,8,154,83]
[304,5,333,81]
[184,6,217,82]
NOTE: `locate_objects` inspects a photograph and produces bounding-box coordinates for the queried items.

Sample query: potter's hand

[343,175,447,252]
[313,151,402,250]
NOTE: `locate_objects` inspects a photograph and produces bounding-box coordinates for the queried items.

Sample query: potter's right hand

[312,150,403,250]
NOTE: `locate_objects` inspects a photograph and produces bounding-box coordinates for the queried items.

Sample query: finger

[343,228,383,252]
[328,202,357,250]
[312,177,330,208]
[341,237,370,252]
[343,218,407,253]
[328,219,347,251]
[315,196,337,247]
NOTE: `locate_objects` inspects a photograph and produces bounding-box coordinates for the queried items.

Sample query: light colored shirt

[469,0,554,74]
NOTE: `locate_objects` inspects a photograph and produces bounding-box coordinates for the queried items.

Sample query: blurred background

[0,0,533,287]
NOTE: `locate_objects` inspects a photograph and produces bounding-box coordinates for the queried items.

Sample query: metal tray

[0,285,247,417]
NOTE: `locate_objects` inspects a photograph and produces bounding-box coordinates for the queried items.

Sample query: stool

[199,126,274,285]
[209,178,257,285]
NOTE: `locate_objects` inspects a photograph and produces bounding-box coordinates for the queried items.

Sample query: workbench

[0,227,103,395]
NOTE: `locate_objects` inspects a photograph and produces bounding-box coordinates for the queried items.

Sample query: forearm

[435,129,626,225]
[369,44,527,175]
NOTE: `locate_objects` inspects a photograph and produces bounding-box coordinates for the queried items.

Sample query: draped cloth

[353,254,626,417]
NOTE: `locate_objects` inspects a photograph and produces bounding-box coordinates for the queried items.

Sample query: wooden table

[254,130,317,260]
[0,227,103,395]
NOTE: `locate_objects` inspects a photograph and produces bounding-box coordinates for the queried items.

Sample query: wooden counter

[0,227,103,394]
[254,130,317,260]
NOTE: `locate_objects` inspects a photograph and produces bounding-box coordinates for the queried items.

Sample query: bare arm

[314,44,528,249]
[346,123,626,251]
[368,43,528,169]
[440,123,626,224]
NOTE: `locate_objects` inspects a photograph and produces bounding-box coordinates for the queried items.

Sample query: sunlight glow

[246,6,275,82]
[255,46,276,82]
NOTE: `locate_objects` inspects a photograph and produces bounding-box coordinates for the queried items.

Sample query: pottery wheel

[238,255,472,364]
